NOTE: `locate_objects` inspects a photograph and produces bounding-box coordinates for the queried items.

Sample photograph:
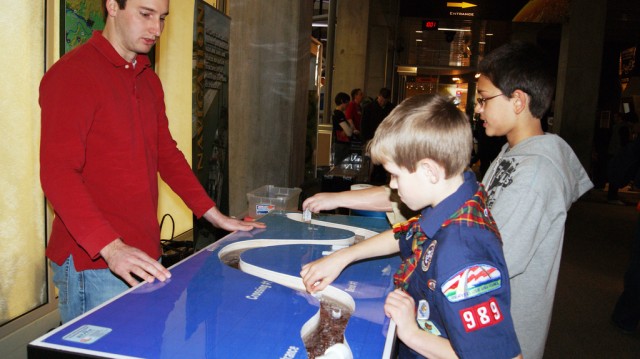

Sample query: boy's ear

[511,90,529,115]
[419,159,441,184]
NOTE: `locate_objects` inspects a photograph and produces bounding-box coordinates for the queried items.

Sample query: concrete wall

[331,0,370,98]
[228,0,313,215]
[365,0,399,98]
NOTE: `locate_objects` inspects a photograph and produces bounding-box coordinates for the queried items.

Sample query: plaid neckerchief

[392,216,427,290]
[391,188,500,291]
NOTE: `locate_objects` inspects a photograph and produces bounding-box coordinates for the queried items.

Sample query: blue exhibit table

[29,213,399,359]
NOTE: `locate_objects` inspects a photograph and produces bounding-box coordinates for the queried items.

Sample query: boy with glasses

[476,41,593,358]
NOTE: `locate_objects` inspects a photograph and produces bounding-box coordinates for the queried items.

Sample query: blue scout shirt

[392,171,521,359]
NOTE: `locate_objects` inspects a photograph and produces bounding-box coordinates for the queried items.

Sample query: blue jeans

[51,256,129,323]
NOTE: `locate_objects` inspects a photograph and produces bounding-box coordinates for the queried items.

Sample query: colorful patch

[417,319,442,336]
[417,299,430,320]
[441,264,502,302]
[427,279,436,291]
[421,241,437,272]
[458,297,504,332]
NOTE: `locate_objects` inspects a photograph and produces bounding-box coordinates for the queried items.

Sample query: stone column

[554,0,606,169]
[228,0,313,215]
[331,0,370,101]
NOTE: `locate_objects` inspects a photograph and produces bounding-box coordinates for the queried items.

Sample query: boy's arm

[302,186,394,213]
[300,229,398,293]
[385,289,459,359]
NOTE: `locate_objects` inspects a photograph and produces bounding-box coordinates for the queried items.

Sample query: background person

[332,92,355,165]
[345,88,364,134]
[361,87,395,184]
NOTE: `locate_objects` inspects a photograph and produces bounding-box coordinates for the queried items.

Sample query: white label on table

[63,324,112,344]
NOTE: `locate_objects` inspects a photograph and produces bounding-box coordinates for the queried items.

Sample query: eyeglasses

[476,93,504,108]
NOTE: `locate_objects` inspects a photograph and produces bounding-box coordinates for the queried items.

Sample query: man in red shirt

[39,0,264,323]
[345,88,364,133]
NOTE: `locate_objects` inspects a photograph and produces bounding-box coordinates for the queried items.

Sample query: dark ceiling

[399,0,640,48]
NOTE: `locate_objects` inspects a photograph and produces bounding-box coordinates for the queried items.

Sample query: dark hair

[378,88,391,100]
[334,92,350,106]
[478,41,555,119]
[115,0,127,9]
[350,88,362,99]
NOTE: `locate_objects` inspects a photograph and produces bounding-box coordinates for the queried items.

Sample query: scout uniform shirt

[393,171,521,359]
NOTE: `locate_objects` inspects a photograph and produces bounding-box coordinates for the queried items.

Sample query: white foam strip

[285,213,380,239]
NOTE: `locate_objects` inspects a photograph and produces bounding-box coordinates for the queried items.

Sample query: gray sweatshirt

[482,134,593,359]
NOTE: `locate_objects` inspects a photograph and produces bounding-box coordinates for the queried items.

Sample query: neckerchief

[392,216,426,290]
[392,188,500,290]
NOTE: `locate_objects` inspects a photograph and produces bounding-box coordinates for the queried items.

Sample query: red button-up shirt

[40,31,214,271]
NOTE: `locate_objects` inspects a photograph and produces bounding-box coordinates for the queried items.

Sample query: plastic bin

[247,185,302,218]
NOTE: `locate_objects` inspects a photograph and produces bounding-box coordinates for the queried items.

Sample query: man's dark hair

[350,88,362,99]
[379,88,391,100]
[335,92,350,106]
[478,41,555,119]
[115,0,127,9]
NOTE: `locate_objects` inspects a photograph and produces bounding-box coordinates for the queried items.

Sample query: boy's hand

[384,289,420,340]
[302,192,341,213]
[300,252,349,293]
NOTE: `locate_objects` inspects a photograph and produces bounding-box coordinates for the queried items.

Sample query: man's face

[108,0,169,59]
[475,75,516,138]
[355,91,364,103]
[376,95,386,107]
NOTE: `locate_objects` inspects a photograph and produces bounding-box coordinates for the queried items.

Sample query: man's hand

[99,238,171,286]
[203,206,266,232]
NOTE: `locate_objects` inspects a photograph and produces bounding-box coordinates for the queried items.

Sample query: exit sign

[421,19,439,31]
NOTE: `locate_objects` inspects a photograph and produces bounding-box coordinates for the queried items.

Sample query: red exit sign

[421,19,439,31]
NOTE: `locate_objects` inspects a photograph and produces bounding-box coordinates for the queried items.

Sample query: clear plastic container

[246,185,302,218]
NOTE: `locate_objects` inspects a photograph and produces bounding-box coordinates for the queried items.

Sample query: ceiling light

[438,27,471,32]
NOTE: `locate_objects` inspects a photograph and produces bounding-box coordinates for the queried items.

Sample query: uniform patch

[417,299,430,320]
[441,264,502,302]
[459,297,503,332]
[417,319,442,336]
[405,228,414,241]
[421,241,437,272]
[427,279,436,291]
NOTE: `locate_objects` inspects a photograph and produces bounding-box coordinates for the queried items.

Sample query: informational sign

[192,1,230,212]
[401,0,569,23]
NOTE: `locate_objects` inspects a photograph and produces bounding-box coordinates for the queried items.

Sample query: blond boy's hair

[368,94,472,178]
